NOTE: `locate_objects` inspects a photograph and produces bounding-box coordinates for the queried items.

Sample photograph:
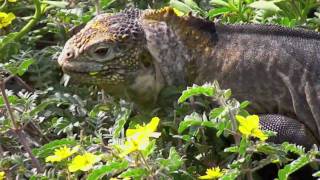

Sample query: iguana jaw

[58,60,104,74]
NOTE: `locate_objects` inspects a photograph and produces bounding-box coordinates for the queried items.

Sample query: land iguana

[58,7,320,147]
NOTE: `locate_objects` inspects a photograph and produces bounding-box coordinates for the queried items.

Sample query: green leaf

[141,139,156,158]
[178,120,202,134]
[178,84,216,103]
[209,107,225,119]
[210,0,230,7]
[0,32,20,59]
[249,1,281,12]
[239,137,249,156]
[159,147,183,172]
[278,155,311,180]
[0,94,18,106]
[240,101,250,109]
[201,121,216,128]
[113,107,131,138]
[178,112,202,133]
[119,168,148,179]
[100,0,116,9]
[87,161,129,180]
[29,99,60,116]
[281,142,305,156]
[223,89,232,99]
[313,170,320,177]
[17,58,34,76]
[216,122,226,136]
[208,7,231,18]
[182,134,191,142]
[42,1,69,8]
[183,0,199,9]
[224,146,239,153]
[89,104,110,118]
[183,0,203,13]
[220,169,240,180]
[170,0,193,14]
[32,138,77,158]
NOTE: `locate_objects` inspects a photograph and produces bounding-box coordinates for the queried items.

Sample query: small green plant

[176,82,320,179]
[170,0,320,28]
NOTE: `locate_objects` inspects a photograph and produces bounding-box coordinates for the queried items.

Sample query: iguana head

[58,8,162,104]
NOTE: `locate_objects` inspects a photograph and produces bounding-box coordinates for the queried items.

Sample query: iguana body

[58,7,320,146]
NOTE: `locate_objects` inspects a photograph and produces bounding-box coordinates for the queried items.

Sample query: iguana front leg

[259,114,318,148]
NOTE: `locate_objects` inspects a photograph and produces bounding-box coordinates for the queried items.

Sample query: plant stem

[0,142,4,158]
[1,84,18,129]
[94,0,100,15]
[0,0,7,11]
[218,98,240,145]
[13,0,42,41]
[0,81,43,172]
[138,151,154,179]
[0,0,42,52]
[13,76,33,92]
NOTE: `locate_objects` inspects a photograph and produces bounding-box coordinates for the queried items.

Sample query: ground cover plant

[2,0,320,179]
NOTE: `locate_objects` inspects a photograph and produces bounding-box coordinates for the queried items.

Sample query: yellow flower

[119,117,161,157]
[0,12,15,29]
[119,135,149,157]
[199,167,225,179]
[68,152,101,172]
[0,171,5,180]
[45,145,79,163]
[126,117,160,138]
[236,115,268,141]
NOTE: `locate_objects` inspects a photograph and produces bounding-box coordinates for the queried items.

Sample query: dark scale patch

[100,9,144,41]
[185,15,216,34]
[122,8,141,19]
[216,23,320,40]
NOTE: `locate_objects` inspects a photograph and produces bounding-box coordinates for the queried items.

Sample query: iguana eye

[94,47,109,57]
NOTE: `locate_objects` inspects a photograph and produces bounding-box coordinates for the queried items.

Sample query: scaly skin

[58,7,320,146]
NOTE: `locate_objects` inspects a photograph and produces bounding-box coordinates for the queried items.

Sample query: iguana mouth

[59,61,104,74]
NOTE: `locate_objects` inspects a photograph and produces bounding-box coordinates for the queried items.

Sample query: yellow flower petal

[0,12,15,29]
[146,117,160,132]
[68,152,101,172]
[0,171,5,180]
[235,115,246,124]
[236,115,268,141]
[238,126,251,137]
[199,167,225,179]
[199,174,214,179]
[253,129,268,141]
[120,117,161,157]
[247,115,259,128]
[8,0,17,2]
[126,117,160,137]
[7,13,16,21]
[45,145,78,163]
